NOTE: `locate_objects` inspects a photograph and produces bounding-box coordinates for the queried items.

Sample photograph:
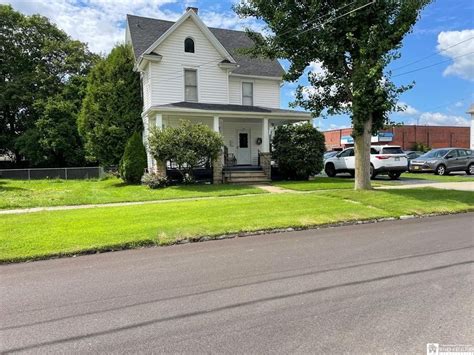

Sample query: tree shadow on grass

[379,188,474,207]
[0,180,27,191]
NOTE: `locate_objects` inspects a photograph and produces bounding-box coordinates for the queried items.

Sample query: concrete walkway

[253,184,295,194]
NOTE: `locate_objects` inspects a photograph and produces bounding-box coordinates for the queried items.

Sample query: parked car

[409,148,474,175]
[404,150,424,161]
[324,145,408,179]
[324,151,339,161]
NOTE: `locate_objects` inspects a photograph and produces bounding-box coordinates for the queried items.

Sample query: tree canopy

[0,4,97,166]
[234,0,431,189]
[78,44,142,167]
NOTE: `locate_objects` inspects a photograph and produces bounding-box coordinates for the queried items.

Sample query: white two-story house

[126,7,311,183]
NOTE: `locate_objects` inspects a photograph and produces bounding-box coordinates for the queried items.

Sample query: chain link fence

[0,167,104,180]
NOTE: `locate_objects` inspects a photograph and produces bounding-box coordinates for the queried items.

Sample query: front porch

[142,102,311,183]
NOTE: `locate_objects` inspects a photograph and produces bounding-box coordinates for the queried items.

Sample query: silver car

[409,148,474,175]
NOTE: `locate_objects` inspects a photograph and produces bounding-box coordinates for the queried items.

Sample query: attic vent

[186,7,198,14]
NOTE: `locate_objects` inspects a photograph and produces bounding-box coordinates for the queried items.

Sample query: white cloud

[393,101,470,126]
[307,61,325,76]
[437,29,474,81]
[396,101,419,116]
[417,112,470,126]
[3,0,266,54]
[199,10,266,33]
[3,0,182,54]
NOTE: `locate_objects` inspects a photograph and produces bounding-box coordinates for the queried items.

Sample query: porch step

[224,171,267,178]
[224,169,270,184]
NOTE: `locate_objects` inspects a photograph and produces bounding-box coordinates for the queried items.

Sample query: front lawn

[0,177,265,209]
[1,188,472,262]
[274,173,473,191]
[401,172,473,182]
[273,176,391,191]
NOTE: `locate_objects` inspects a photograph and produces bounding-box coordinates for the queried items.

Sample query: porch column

[213,115,220,132]
[153,113,166,177]
[262,118,270,153]
[143,114,153,172]
[212,115,223,184]
[155,113,163,129]
[260,117,271,180]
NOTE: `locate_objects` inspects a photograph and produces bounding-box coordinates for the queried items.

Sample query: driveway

[1,214,473,353]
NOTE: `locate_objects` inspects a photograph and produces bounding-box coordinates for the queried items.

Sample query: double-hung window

[242,82,253,106]
[184,69,198,102]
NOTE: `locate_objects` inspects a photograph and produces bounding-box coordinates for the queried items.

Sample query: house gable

[147,16,230,106]
[126,14,285,78]
[143,9,235,64]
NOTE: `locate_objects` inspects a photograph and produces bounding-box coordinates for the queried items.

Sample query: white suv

[324,145,408,179]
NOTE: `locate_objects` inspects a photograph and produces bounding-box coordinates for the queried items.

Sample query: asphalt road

[1,214,473,354]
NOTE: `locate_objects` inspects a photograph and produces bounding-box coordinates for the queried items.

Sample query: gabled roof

[126,14,285,78]
[141,10,235,64]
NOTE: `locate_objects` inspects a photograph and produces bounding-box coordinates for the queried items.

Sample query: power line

[276,0,360,38]
[420,96,472,112]
[392,51,474,78]
[392,36,474,71]
[293,0,376,38]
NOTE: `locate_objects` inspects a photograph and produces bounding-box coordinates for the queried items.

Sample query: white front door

[236,128,251,165]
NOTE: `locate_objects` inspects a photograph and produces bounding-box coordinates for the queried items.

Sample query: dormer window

[184,38,195,53]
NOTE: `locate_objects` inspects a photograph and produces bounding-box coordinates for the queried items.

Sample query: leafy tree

[148,120,223,180]
[78,44,142,167]
[16,76,89,167]
[119,132,147,184]
[0,5,96,164]
[234,0,431,189]
[272,123,325,180]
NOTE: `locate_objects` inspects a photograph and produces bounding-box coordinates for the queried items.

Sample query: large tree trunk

[354,114,373,190]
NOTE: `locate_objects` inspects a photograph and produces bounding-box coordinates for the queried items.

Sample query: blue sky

[4,0,473,130]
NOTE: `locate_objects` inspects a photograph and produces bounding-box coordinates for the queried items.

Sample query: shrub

[148,120,223,181]
[141,172,168,189]
[412,142,431,152]
[272,122,325,180]
[119,132,147,184]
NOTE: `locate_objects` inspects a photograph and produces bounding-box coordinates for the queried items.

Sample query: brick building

[323,125,471,151]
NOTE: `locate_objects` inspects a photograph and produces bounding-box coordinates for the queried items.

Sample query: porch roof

[146,102,312,120]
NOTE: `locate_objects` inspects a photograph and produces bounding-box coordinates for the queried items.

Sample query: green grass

[273,173,473,191]
[1,188,473,263]
[0,177,265,209]
[274,177,356,191]
[401,172,473,182]
[273,176,391,191]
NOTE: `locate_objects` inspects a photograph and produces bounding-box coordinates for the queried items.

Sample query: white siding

[228,76,281,108]
[150,18,228,106]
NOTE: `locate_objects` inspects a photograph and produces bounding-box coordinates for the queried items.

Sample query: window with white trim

[242,82,253,106]
[184,69,198,102]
